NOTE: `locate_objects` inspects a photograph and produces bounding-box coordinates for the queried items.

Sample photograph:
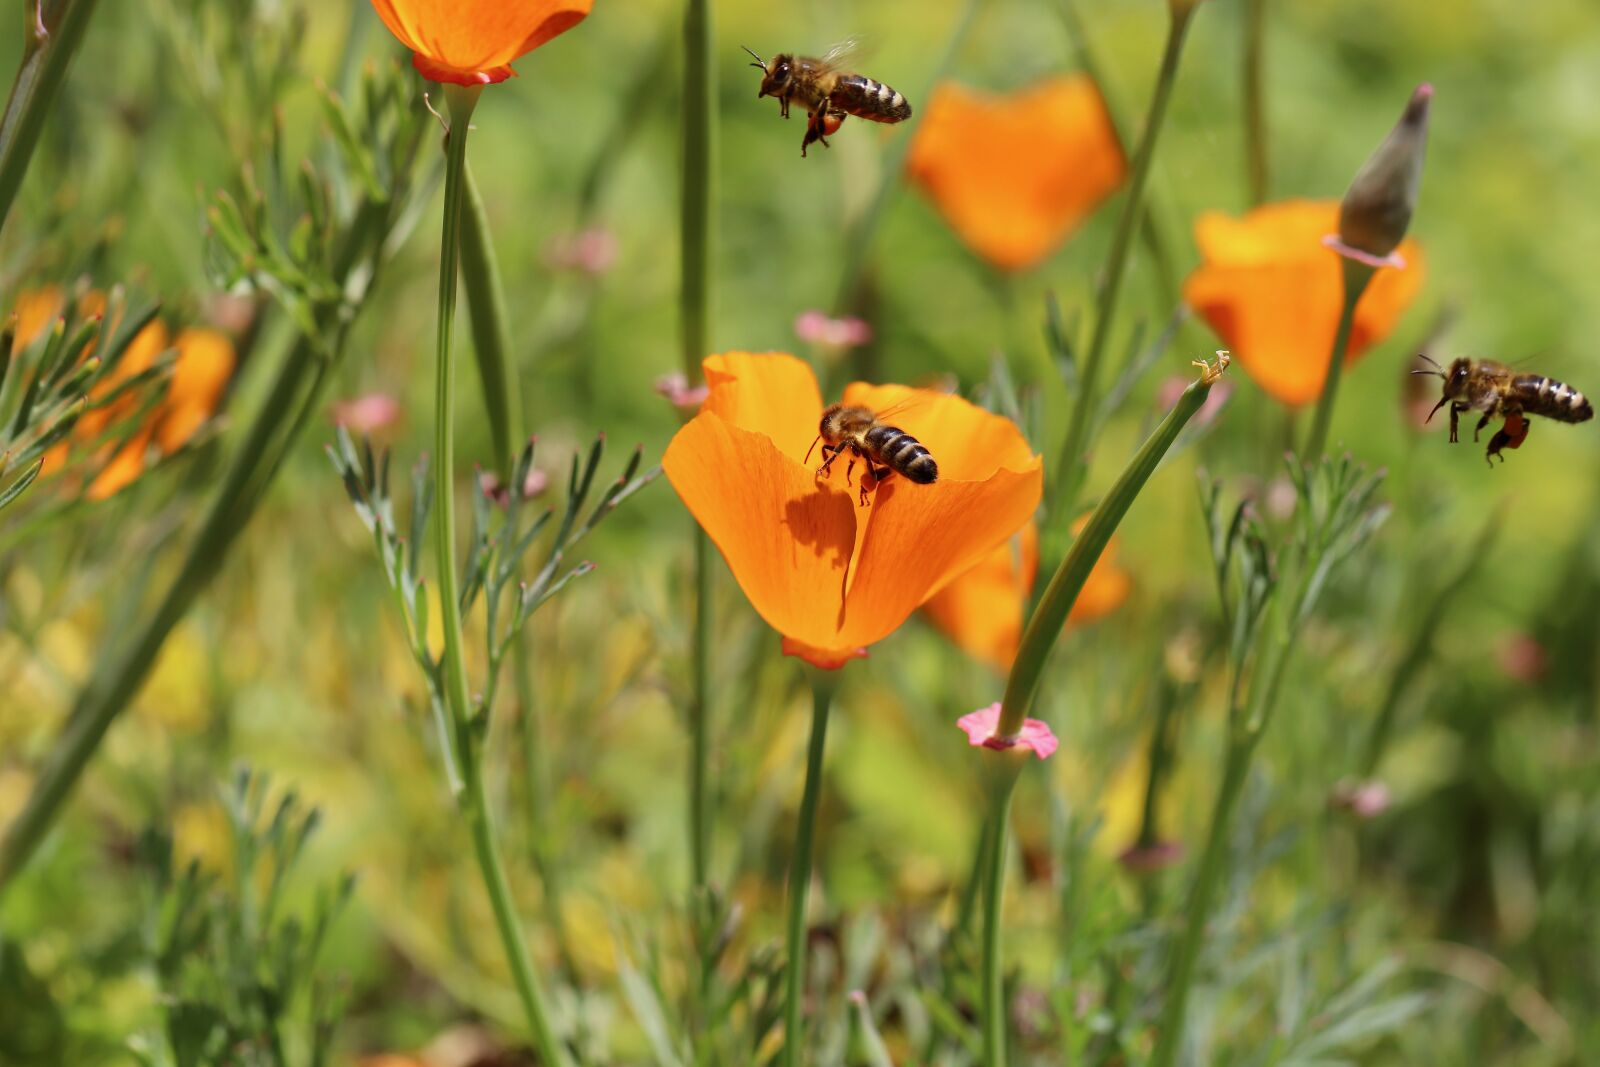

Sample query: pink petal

[957,702,1058,759]
[1321,233,1406,271]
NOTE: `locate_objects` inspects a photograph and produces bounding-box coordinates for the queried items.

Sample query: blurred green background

[2,0,1599,1063]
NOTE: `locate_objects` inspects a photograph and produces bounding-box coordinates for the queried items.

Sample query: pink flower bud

[330,392,401,435]
[957,702,1058,760]
[1330,778,1392,820]
[544,227,617,276]
[794,310,873,349]
[655,372,709,415]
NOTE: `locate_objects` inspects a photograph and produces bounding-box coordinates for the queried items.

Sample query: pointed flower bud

[1329,84,1431,269]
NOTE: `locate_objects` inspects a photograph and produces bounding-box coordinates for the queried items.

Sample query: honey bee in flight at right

[744,41,912,157]
[1414,355,1593,465]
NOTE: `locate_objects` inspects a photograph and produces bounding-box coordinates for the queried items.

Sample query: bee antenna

[1411,353,1445,378]
[804,434,821,465]
[742,45,766,68]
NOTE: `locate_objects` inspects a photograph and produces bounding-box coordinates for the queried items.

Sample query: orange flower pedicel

[369,0,593,85]
[906,76,1127,272]
[663,352,1043,669]
[1183,200,1425,406]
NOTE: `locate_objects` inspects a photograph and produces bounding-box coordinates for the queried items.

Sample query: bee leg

[1448,401,1468,443]
[1485,412,1529,465]
[844,454,857,486]
[1473,411,1491,442]
[815,443,841,477]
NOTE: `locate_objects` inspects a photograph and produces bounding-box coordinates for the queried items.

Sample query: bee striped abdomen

[864,424,938,483]
[1513,374,1595,423]
[832,75,912,123]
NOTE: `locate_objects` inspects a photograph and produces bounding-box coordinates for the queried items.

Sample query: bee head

[1443,357,1472,398]
[749,50,793,99]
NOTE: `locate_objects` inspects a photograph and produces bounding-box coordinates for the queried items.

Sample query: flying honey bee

[804,400,938,506]
[744,41,912,157]
[1413,354,1594,465]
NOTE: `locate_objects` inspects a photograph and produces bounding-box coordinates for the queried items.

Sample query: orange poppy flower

[1183,199,1426,407]
[369,0,593,86]
[922,518,1132,671]
[905,75,1127,272]
[663,352,1043,669]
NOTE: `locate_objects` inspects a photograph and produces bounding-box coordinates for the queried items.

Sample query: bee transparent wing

[870,392,940,422]
[817,35,868,71]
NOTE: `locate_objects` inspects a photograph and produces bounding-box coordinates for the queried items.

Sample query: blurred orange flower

[83,327,236,500]
[8,285,65,352]
[906,75,1127,272]
[923,518,1131,671]
[1183,199,1426,406]
[663,352,1042,669]
[369,0,593,86]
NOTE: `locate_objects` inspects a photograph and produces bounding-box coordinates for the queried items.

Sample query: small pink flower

[478,465,549,507]
[957,702,1058,760]
[1330,778,1392,820]
[655,372,709,414]
[1156,373,1232,429]
[1496,632,1548,684]
[545,227,618,276]
[1117,840,1185,873]
[794,310,873,349]
[331,392,401,434]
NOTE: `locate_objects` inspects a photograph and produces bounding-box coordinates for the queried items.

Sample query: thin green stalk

[1001,358,1224,738]
[1056,0,1180,307]
[980,767,1022,1067]
[832,0,981,313]
[1243,0,1268,205]
[1148,738,1252,1067]
[459,152,577,978]
[690,529,712,888]
[782,673,836,1067]
[1302,258,1374,467]
[432,84,479,759]
[952,804,994,940]
[681,0,716,904]
[1051,6,1198,520]
[432,85,568,1067]
[0,0,100,236]
[460,162,523,480]
[461,748,569,1067]
[0,189,403,894]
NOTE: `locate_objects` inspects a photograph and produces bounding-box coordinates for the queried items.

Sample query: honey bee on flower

[806,398,938,507]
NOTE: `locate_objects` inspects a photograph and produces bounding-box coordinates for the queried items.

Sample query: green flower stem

[458,155,577,978]
[832,0,981,313]
[681,0,716,903]
[980,759,1023,1067]
[1001,364,1221,738]
[1303,257,1374,467]
[460,162,523,480]
[1056,0,1180,308]
[975,360,1224,1059]
[782,671,837,1067]
[1148,736,1253,1067]
[460,744,569,1067]
[432,85,568,1067]
[432,84,480,765]
[1051,4,1198,520]
[0,185,407,895]
[1243,0,1269,205]
[0,0,99,237]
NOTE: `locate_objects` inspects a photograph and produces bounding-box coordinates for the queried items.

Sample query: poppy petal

[702,350,825,464]
[663,409,861,657]
[370,0,592,82]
